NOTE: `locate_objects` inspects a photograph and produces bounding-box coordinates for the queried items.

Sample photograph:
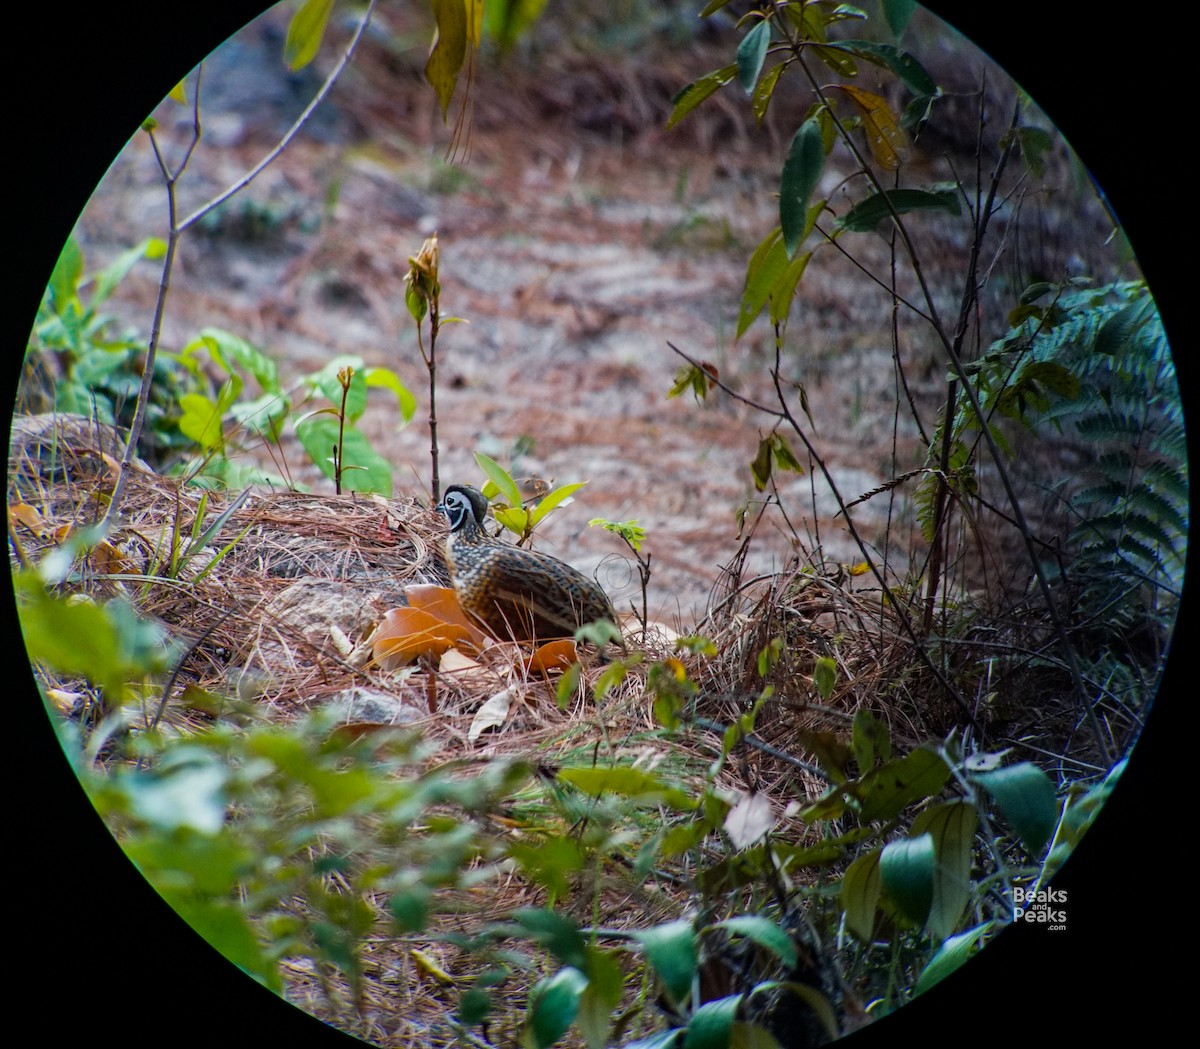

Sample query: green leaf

[857,746,951,823]
[48,237,84,311]
[185,327,280,393]
[633,920,697,1009]
[971,763,1058,855]
[685,994,742,1049]
[768,245,813,327]
[473,451,523,505]
[736,19,771,93]
[527,967,588,1049]
[365,366,418,424]
[284,0,334,71]
[910,800,977,941]
[179,392,227,451]
[508,836,584,899]
[715,916,797,969]
[780,119,825,257]
[879,832,935,927]
[577,948,625,1049]
[835,39,936,96]
[751,60,786,123]
[812,656,837,701]
[837,188,960,232]
[667,64,738,129]
[530,482,587,526]
[840,849,881,941]
[851,709,890,771]
[294,415,393,495]
[124,756,228,834]
[91,236,166,304]
[1095,295,1155,356]
[426,0,469,121]
[172,897,282,992]
[557,767,696,811]
[915,921,994,995]
[737,227,788,337]
[882,0,918,37]
[512,908,589,970]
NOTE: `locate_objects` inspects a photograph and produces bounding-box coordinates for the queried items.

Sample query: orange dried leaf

[9,502,47,535]
[404,584,488,639]
[527,639,578,675]
[373,606,474,668]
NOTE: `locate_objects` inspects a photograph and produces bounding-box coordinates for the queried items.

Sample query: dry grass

[11,412,1146,1045]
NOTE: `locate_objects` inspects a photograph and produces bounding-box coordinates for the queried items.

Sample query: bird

[435,484,617,645]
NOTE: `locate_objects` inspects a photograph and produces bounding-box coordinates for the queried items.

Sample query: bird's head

[436,484,490,533]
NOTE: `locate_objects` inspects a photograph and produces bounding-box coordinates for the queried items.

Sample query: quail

[436,484,617,644]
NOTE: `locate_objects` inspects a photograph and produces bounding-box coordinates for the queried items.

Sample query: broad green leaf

[426,0,468,121]
[686,994,742,1049]
[795,727,853,783]
[494,506,532,534]
[473,451,523,505]
[780,119,825,257]
[530,482,587,526]
[840,849,881,941]
[577,948,625,1049]
[633,920,697,1009]
[915,921,994,995]
[186,327,280,392]
[837,188,960,232]
[851,708,890,771]
[556,660,581,708]
[507,836,584,899]
[812,656,837,701]
[857,746,951,823]
[48,237,85,311]
[752,60,786,123]
[737,226,788,337]
[715,916,797,969]
[557,766,696,810]
[971,763,1058,855]
[879,832,935,927]
[294,415,393,495]
[179,392,227,451]
[92,237,166,304]
[736,19,771,94]
[1044,759,1125,877]
[910,800,977,941]
[124,758,228,834]
[882,0,918,38]
[768,245,813,327]
[365,366,418,424]
[836,39,936,96]
[512,908,588,970]
[172,897,282,992]
[527,967,588,1049]
[284,0,333,71]
[667,64,738,129]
